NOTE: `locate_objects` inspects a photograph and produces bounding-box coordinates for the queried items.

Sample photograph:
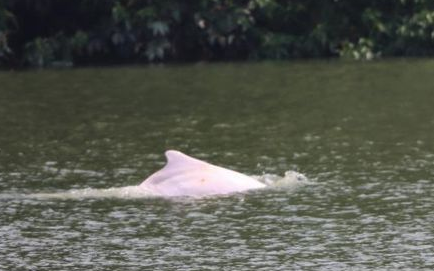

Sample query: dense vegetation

[1,0,434,68]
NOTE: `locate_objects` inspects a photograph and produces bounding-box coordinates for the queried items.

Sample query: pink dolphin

[139,150,266,197]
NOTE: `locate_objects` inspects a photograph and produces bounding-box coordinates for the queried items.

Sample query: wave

[7,170,310,200]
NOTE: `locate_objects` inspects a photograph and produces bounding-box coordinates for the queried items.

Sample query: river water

[1,60,434,270]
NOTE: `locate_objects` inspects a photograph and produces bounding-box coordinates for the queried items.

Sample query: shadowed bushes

[1,0,434,68]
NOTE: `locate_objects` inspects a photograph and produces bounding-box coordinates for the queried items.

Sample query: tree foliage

[1,0,434,67]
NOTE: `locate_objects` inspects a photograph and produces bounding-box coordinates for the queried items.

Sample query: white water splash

[29,186,154,200]
[21,171,310,200]
[255,170,310,188]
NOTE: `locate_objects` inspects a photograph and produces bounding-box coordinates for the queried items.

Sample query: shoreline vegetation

[1,0,434,69]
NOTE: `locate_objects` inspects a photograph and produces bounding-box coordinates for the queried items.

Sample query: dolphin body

[139,150,266,197]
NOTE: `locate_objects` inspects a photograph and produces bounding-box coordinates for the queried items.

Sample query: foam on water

[18,171,309,200]
[28,185,154,200]
[255,170,311,188]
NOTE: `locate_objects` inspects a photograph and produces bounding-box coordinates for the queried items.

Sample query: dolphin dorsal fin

[164,150,207,170]
[140,150,267,194]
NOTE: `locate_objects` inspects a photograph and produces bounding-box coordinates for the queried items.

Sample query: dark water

[1,60,434,270]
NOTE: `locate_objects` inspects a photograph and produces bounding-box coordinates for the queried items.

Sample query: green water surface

[1,60,434,270]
